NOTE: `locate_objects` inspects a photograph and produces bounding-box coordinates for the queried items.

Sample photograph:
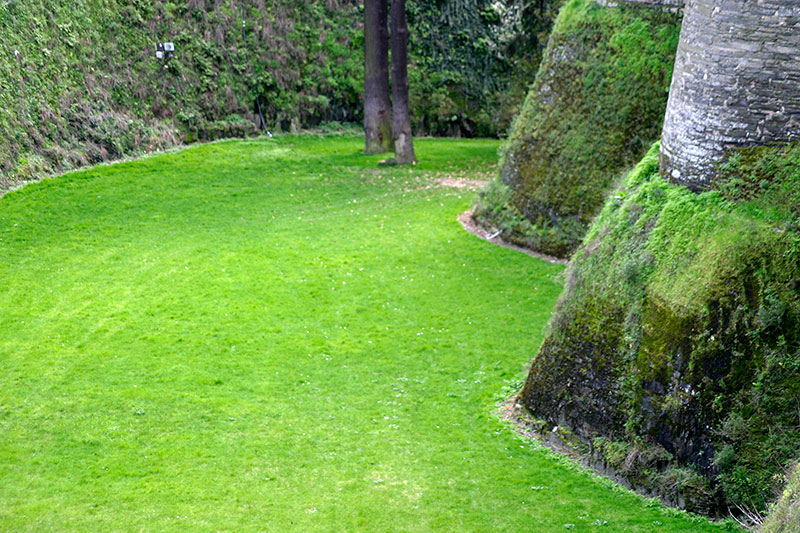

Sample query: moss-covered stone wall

[0,0,364,190]
[472,0,681,258]
[519,142,800,516]
[595,0,682,9]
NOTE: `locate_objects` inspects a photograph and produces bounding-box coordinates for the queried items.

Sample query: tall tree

[363,0,393,154]
[390,0,415,163]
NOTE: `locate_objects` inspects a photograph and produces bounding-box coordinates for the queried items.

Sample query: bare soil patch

[458,209,568,265]
[433,177,489,191]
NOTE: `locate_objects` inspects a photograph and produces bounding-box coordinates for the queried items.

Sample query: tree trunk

[363,0,393,154]
[390,0,416,164]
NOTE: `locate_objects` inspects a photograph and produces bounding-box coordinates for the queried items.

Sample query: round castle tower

[660,0,800,190]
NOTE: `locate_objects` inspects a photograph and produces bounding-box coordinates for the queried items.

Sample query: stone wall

[517,142,800,516]
[595,0,683,9]
[660,0,800,190]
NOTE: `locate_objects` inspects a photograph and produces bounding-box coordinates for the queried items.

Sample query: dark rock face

[660,0,800,190]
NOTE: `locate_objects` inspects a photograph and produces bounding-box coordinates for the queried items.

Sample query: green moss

[474,0,680,258]
[521,141,800,516]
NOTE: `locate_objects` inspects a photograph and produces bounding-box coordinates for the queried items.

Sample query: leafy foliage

[407,0,561,137]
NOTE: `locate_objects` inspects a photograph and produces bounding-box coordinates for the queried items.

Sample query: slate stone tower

[660,0,800,190]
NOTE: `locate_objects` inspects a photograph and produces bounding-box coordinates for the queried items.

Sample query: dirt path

[411,174,568,265]
[457,209,568,265]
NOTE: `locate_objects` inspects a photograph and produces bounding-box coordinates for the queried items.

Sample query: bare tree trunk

[363,0,393,154]
[390,0,415,164]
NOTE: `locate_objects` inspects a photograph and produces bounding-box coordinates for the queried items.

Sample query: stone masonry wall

[595,0,683,9]
[660,0,800,190]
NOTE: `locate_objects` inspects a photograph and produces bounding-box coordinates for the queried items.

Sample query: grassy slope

[473,0,680,258]
[0,137,726,531]
[762,464,800,532]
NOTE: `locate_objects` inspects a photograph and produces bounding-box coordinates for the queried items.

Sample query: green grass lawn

[0,136,731,531]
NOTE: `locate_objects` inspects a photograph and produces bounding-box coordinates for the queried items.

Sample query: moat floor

[0,136,729,531]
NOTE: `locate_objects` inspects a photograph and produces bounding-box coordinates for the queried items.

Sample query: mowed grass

[0,136,728,531]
